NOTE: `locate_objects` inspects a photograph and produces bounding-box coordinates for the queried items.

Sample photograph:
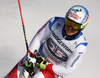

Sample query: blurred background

[0,0,100,78]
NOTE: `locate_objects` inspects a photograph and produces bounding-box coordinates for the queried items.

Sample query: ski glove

[36,61,48,70]
[24,50,45,68]
[23,53,36,76]
[34,50,44,63]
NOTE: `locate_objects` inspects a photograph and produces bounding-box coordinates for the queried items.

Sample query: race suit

[28,17,88,78]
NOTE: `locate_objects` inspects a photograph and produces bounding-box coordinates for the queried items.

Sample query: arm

[28,20,51,53]
[45,45,87,77]
[28,17,57,53]
[23,20,51,76]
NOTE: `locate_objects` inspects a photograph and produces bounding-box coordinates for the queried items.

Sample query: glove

[23,53,36,76]
[36,61,48,70]
[25,49,43,67]
[34,50,46,64]
[23,50,46,77]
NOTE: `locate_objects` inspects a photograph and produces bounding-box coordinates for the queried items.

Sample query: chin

[66,32,75,36]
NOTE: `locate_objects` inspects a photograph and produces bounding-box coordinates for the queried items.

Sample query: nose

[68,26,73,30]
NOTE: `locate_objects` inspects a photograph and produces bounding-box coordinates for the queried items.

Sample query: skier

[23,5,89,78]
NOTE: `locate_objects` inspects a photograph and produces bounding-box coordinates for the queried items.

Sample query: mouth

[65,26,78,36]
[66,27,74,33]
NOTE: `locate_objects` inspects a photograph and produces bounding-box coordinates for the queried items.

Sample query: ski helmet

[65,5,89,31]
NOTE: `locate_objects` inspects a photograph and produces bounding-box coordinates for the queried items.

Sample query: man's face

[64,18,81,36]
[65,26,78,36]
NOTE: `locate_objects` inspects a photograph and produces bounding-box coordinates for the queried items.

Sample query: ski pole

[18,0,28,50]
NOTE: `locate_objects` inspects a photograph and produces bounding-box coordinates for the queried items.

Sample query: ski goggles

[65,18,81,31]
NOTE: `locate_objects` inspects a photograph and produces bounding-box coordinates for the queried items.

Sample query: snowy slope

[0,0,100,78]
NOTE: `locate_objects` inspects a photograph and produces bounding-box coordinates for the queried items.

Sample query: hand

[26,50,43,66]
[23,59,36,76]
[23,52,36,76]
[25,52,36,68]
[37,61,48,70]
[34,50,44,63]
[24,50,45,69]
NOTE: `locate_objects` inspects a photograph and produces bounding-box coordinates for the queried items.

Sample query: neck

[64,28,81,39]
